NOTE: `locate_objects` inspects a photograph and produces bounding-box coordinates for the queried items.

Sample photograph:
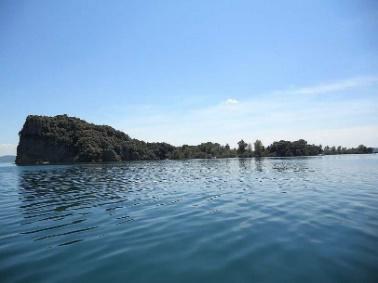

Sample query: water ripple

[0,156,378,282]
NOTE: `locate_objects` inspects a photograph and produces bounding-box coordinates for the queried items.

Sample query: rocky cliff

[16,115,175,165]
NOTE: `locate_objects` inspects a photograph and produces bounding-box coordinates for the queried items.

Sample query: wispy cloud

[116,75,378,147]
[279,75,378,96]
[211,75,378,115]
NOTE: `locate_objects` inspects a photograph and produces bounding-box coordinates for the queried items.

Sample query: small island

[15,115,374,165]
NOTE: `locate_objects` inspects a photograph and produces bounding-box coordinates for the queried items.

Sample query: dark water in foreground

[1,155,378,283]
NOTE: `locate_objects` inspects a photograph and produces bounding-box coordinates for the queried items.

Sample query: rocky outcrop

[16,115,174,165]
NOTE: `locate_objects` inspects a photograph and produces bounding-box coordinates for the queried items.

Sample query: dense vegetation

[323,145,373,155]
[16,115,176,164]
[16,115,374,165]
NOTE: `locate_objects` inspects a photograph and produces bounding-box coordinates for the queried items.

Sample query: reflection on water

[1,156,378,283]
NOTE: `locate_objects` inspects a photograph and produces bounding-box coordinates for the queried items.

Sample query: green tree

[254,139,264,157]
[225,144,230,151]
[331,146,336,154]
[237,140,248,155]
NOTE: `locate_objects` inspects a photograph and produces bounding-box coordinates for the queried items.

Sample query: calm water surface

[1,155,378,283]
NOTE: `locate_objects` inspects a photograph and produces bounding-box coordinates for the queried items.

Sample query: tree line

[170,139,373,159]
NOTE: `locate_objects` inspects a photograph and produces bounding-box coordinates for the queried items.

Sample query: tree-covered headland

[16,115,374,165]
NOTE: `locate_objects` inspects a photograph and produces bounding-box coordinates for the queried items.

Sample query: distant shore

[15,115,374,165]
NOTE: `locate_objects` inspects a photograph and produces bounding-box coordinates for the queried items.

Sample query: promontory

[15,115,373,165]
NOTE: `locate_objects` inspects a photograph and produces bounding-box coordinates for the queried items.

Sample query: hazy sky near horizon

[1,0,378,155]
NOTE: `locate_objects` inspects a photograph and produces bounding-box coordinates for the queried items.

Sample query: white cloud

[224,98,239,105]
[0,144,17,156]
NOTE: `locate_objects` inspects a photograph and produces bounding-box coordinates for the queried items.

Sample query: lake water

[1,155,378,283]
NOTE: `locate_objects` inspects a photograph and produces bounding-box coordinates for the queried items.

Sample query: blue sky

[1,0,378,155]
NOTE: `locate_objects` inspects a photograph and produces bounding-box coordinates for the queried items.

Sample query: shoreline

[13,152,377,166]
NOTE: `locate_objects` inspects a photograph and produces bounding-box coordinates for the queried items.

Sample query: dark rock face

[16,115,175,165]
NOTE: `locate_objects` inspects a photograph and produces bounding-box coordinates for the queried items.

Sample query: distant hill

[0,155,16,163]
